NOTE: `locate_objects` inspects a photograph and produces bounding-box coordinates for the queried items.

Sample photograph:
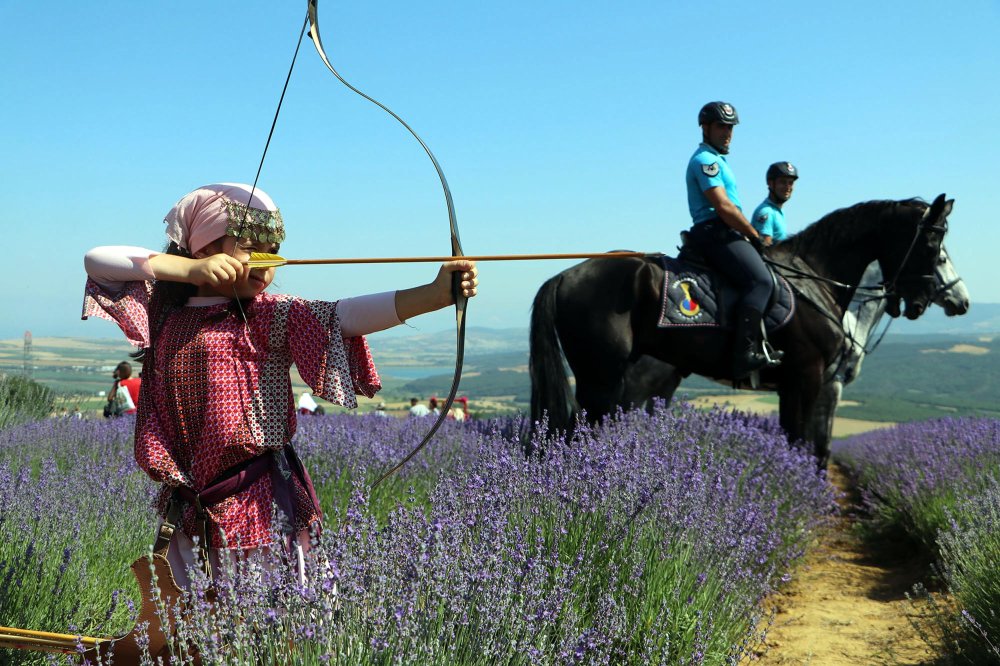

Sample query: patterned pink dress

[83,278,381,549]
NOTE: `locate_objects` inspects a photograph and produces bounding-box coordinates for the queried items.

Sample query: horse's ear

[943,198,955,219]
[928,193,947,220]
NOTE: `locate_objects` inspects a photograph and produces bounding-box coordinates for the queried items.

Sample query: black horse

[529,195,953,468]
[615,242,968,467]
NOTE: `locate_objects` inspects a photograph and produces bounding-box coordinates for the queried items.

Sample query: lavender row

[832,418,1000,661]
[1,404,832,664]
[832,418,1000,553]
[935,480,1000,661]
[0,416,158,652]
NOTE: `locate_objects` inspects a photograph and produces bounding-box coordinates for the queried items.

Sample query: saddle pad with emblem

[656,256,795,333]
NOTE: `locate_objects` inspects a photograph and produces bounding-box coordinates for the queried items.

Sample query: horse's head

[879,194,952,320]
[932,245,970,316]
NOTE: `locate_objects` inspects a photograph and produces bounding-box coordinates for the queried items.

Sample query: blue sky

[2,1,998,342]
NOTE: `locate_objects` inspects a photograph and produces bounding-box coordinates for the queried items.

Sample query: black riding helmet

[698,101,739,126]
[766,162,799,180]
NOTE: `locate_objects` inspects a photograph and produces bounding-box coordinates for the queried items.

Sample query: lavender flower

[1,403,831,664]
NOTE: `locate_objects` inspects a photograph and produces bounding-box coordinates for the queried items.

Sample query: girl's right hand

[188,254,248,288]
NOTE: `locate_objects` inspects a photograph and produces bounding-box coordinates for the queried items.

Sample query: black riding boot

[732,308,783,380]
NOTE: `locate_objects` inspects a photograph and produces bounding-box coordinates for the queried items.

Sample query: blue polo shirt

[686,143,742,224]
[751,198,788,241]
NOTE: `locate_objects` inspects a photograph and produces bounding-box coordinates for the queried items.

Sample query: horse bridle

[768,204,947,310]
[879,205,948,301]
[929,248,963,301]
[765,202,949,376]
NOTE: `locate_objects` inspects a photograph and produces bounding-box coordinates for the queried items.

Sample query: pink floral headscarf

[163,183,285,254]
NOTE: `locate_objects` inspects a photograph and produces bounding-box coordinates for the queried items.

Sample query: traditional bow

[304,0,468,485]
[238,0,468,484]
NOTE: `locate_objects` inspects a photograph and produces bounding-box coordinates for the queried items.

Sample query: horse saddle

[656,254,795,333]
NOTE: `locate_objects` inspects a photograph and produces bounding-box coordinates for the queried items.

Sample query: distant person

[451,395,469,422]
[73,405,83,419]
[373,401,390,417]
[104,361,138,417]
[298,392,319,415]
[428,397,439,415]
[751,162,798,246]
[409,397,431,417]
[116,361,141,414]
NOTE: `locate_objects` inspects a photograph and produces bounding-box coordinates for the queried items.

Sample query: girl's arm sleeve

[337,291,401,337]
[84,246,159,289]
[82,246,157,348]
[285,298,382,406]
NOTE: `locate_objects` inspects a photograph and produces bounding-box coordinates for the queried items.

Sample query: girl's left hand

[394,260,479,322]
[436,260,479,304]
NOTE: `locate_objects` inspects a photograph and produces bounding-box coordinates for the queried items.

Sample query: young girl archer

[82,183,479,588]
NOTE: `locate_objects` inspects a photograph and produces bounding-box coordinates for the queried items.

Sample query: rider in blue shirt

[684,101,782,379]
[751,162,798,245]
[686,140,742,224]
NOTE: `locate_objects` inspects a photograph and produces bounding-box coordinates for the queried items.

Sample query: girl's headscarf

[163,183,285,254]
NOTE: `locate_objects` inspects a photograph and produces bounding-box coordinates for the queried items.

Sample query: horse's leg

[646,368,682,414]
[778,361,825,469]
[572,357,630,427]
[622,356,682,414]
[807,380,842,471]
[560,309,635,428]
[556,259,649,430]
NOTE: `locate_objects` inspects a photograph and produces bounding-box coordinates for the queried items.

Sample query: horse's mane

[775,197,928,257]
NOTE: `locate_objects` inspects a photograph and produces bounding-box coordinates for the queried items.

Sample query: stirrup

[761,340,783,366]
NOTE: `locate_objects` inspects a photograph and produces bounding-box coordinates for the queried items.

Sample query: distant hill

[0,336,136,398]
[369,326,528,359]
[839,333,1000,420]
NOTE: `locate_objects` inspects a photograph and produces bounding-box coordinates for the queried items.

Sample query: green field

[2,330,998,422]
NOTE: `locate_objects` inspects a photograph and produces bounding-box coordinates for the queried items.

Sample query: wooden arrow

[0,552,186,664]
[0,625,105,653]
[246,250,658,268]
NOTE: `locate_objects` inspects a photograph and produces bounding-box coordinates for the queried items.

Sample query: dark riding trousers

[686,219,773,314]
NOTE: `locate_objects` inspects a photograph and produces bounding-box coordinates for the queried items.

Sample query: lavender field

[833,418,1000,661]
[1,404,834,665]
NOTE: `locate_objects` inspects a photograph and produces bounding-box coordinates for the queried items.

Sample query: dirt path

[751,464,939,665]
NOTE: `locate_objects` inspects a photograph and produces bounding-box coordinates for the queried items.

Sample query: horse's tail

[529,273,575,434]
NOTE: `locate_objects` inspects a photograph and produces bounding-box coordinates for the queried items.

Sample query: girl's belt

[154,444,321,577]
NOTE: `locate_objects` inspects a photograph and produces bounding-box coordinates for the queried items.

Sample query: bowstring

[229,16,311,454]
[231,14,310,323]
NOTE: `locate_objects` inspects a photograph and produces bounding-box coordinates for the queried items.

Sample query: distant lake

[378,365,453,380]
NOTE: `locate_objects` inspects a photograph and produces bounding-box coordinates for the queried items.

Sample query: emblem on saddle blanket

[656,257,795,332]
